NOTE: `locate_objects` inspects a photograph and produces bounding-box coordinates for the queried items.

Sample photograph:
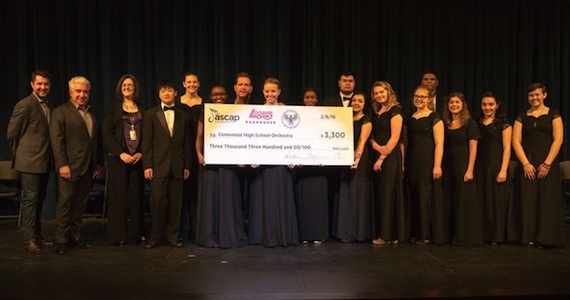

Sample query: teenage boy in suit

[143,80,191,248]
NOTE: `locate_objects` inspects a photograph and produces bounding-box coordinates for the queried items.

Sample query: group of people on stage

[8,69,565,255]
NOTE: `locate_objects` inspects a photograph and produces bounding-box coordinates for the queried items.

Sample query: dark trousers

[20,172,50,242]
[106,157,144,243]
[55,171,92,244]
[149,173,183,244]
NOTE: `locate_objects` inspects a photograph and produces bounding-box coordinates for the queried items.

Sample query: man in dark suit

[143,80,191,249]
[7,70,54,254]
[323,71,356,107]
[50,76,103,255]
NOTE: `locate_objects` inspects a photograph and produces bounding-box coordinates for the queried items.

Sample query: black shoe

[55,243,67,255]
[70,239,91,248]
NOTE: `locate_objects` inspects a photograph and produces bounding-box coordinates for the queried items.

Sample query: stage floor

[1,218,569,299]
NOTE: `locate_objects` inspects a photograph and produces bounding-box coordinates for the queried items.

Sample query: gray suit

[50,101,102,244]
[7,93,52,242]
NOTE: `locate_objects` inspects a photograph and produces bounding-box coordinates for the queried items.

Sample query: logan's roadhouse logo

[247,109,275,124]
[207,108,240,123]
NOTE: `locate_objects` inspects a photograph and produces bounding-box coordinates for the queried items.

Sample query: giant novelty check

[203,104,354,165]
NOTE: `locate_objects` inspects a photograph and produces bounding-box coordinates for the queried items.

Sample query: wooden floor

[1,218,569,299]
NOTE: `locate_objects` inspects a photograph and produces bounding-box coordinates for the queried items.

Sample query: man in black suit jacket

[143,80,191,249]
[7,70,54,254]
[323,71,356,107]
[50,76,103,255]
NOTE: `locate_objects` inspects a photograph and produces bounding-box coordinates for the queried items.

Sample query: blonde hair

[371,81,399,113]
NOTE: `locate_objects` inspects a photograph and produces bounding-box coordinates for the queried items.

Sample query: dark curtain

[1,0,569,159]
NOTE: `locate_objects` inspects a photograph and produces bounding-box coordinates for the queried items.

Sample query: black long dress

[514,110,564,246]
[477,119,510,243]
[405,112,446,244]
[294,166,329,242]
[248,166,299,247]
[336,115,373,242]
[195,108,247,248]
[443,118,483,246]
[178,103,202,240]
[372,106,406,242]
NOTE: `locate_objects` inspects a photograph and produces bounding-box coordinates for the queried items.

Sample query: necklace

[123,102,137,111]
[531,105,546,127]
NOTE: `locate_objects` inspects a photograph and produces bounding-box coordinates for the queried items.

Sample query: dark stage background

[1,0,569,160]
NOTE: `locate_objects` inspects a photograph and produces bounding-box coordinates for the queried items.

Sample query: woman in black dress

[370,81,405,245]
[511,83,564,248]
[102,74,145,246]
[248,78,299,247]
[442,92,483,246]
[476,92,512,245]
[403,86,445,245]
[295,88,329,244]
[178,72,203,241]
[336,92,373,243]
[195,84,247,248]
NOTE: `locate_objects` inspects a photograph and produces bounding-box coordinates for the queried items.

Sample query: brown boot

[24,241,42,255]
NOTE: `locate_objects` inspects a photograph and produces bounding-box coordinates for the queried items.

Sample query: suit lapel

[155,109,170,136]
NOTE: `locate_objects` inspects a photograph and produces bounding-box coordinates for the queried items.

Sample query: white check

[204,104,354,165]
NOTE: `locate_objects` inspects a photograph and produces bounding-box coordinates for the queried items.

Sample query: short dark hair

[527,82,547,94]
[31,69,51,82]
[422,71,439,80]
[115,74,140,101]
[235,72,252,84]
[338,71,355,81]
[157,80,176,92]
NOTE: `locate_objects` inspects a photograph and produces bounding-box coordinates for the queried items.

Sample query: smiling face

[413,87,430,110]
[121,78,135,99]
[159,87,177,106]
[351,94,365,113]
[210,86,227,104]
[448,96,463,114]
[303,90,318,106]
[31,75,51,98]
[234,76,253,99]
[263,82,281,105]
[373,85,388,105]
[481,96,498,119]
[527,88,546,109]
[183,74,200,94]
[69,83,90,107]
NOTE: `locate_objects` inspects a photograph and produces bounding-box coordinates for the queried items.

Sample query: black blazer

[323,95,347,107]
[142,105,192,179]
[7,93,53,173]
[102,100,145,157]
[50,101,102,177]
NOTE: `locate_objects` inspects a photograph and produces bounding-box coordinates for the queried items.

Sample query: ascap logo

[249,109,273,120]
[207,108,240,123]
[281,110,300,129]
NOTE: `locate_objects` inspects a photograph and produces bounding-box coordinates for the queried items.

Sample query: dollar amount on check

[204,104,354,166]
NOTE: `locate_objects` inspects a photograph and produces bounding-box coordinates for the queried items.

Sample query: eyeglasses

[122,84,135,88]
[413,95,429,100]
[211,93,227,97]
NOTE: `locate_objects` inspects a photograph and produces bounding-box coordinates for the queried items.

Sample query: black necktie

[343,97,351,101]
[163,106,175,111]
